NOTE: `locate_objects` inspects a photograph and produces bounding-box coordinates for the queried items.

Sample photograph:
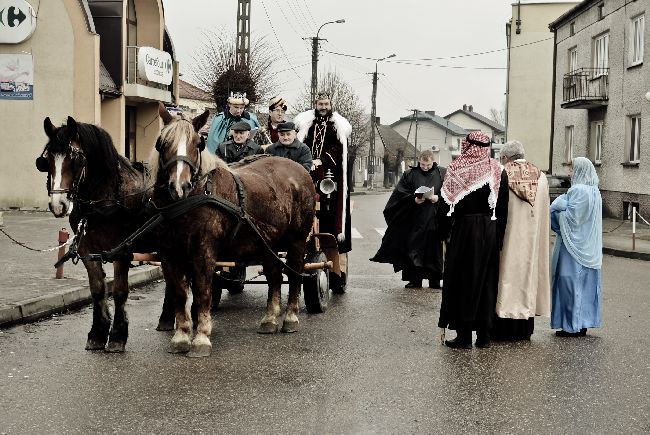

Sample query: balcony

[562,68,609,109]
[124,46,173,103]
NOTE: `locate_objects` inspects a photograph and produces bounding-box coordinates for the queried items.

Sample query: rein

[86,176,309,279]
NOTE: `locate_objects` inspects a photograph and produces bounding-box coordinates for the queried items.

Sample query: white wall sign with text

[0,0,37,44]
[0,53,33,100]
[137,46,173,86]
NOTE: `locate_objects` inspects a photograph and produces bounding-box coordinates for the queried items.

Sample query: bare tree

[489,101,507,127]
[189,30,279,110]
[294,71,370,191]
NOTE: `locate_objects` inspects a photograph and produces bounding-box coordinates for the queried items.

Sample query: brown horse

[151,104,316,357]
[37,116,181,352]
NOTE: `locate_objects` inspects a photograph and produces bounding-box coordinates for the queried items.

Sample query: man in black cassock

[371,150,446,288]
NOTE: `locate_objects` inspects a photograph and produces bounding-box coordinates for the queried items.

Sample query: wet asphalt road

[0,193,649,434]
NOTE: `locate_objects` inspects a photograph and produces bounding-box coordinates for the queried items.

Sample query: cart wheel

[303,251,330,313]
[226,266,246,294]
[330,252,348,294]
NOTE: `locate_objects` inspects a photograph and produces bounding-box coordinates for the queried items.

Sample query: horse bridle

[156,120,206,185]
[36,142,88,200]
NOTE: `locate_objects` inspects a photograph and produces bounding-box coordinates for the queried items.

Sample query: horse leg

[188,259,215,358]
[156,263,176,331]
[106,260,130,353]
[259,260,282,334]
[165,261,192,353]
[281,242,306,333]
[82,258,111,350]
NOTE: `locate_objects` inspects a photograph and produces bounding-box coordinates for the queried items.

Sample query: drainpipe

[505,20,512,141]
[516,0,522,34]
[549,27,558,174]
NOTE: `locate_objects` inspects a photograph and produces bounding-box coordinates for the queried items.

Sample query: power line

[284,0,313,36]
[259,0,303,80]
[275,1,308,39]
[322,50,506,69]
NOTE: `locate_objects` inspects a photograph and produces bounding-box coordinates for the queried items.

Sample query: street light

[308,19,346,103]
[368,53,396,189]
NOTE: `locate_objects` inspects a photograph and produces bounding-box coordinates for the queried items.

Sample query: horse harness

[86,170,309,279]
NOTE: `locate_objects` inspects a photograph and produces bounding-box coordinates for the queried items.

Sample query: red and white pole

[56,228,70,279]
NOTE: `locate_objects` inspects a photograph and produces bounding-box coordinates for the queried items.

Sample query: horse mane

[147,112,227,184]
[48,122,136,182]
[76,123,137,179]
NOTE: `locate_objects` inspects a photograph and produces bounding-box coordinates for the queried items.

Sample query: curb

[0,265,163,328]
[603,247,650,262]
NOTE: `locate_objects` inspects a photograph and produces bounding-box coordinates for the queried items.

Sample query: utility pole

[236,0,251,68]
[310,37,319,104]
[410,109,419,165]
[368,70,379,189]
[305,20,346,104]
[367,54,396,190]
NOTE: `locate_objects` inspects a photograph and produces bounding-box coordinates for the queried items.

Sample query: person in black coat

[214,121,263,163]
[371,149,446,288]
[437,131,509,350]
[265,122,312,172]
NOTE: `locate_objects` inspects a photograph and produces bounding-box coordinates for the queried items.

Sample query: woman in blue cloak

[550,157,602,337]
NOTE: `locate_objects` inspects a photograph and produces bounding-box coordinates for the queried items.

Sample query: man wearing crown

[206,91,260,154]
[294,92,353,254]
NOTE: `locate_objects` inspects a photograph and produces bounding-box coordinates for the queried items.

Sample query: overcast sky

[163,0,526,124]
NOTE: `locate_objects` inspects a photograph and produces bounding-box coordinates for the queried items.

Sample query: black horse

[37,116,189,351]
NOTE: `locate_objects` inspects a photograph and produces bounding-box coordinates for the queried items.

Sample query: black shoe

[476,330,491,348]
[428,280,441,289]
[555,328,587,337]
[444,337,472,349]
[405,281,422,288]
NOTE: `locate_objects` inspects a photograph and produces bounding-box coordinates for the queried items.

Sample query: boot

[555,328,587,337]
[405,280,422,288]
[445,329,472,349]
[476,330,491,348]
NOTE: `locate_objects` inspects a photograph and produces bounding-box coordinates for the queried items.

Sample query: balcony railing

[562,68,609,109]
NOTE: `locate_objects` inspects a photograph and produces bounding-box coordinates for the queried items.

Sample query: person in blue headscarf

[550,157,602,337]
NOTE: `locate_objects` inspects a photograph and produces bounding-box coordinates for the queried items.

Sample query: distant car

[547,174,571,202]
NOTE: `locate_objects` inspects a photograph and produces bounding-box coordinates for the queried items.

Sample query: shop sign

[0,0,37,44]
[0,53,33,100]
[137,46,173,86]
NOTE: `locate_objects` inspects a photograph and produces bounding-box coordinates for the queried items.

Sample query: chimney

[469,105,473,112]
[425,110,436,117]
[463,104,467,111]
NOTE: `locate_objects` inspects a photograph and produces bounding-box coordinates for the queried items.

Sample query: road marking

[375,228,386,236]
[351,228,363,239]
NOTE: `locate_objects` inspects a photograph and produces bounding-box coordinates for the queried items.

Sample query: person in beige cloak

[492,140,551,341]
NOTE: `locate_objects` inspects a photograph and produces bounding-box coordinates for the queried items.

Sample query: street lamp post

[368,53,396,189]
[306,19,345,104]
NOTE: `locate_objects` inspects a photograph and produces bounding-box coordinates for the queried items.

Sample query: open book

[414,186,436,200]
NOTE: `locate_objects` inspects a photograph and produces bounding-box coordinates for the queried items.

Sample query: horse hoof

[187,343,212,358]
[169,333,191,353]
[258,321,278,334]
[156,320,175,331]
[105,341,126,353]
[169,340,190,354]
[281,320,299,333]
[85,339,106,351]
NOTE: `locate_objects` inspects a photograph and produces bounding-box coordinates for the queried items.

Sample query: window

[591,121,603,164]
[594,33,609,76]
[565,126,574,163]
[568,47,578,72]
[627,115,641,163]
[598,3,604,20]
[623,201,640,220]
[570,21,576,36]
[631,15,645,65]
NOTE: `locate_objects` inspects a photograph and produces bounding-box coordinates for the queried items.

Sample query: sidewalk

[1,207,649,328]
[0,210,162,328]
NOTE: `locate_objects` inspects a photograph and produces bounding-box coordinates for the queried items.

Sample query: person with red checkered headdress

[437,131,510,350]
